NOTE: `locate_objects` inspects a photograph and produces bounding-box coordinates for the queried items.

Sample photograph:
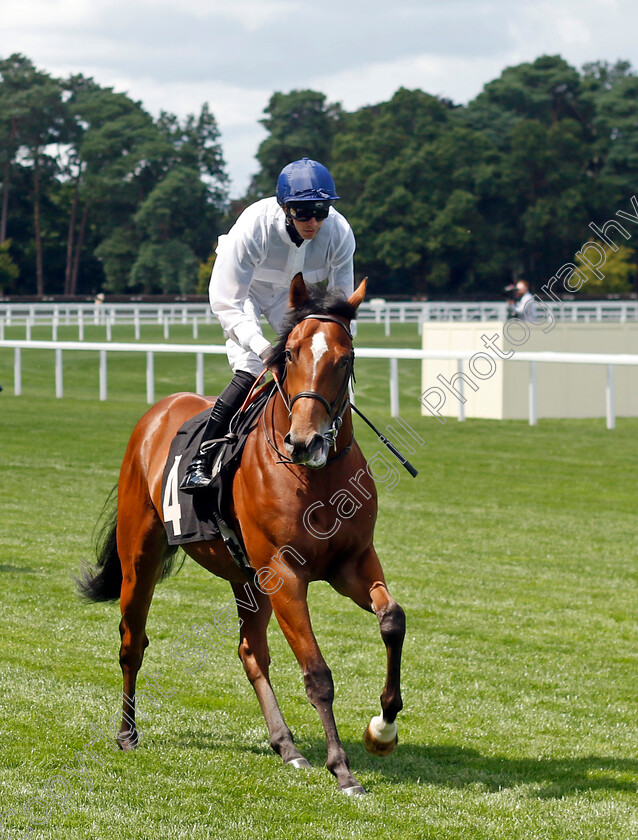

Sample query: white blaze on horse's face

[285,324,340,469]
[310,330,329,380]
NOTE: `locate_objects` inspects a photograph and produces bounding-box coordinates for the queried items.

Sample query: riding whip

[349,403,418,477]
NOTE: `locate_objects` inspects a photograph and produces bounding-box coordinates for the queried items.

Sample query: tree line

[1,53,637,299]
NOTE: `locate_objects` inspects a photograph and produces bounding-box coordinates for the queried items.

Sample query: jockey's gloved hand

[247,334,272,365]
[258,344,273,364]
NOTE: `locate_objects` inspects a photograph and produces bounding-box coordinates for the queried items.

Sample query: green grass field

[0,323,636,840]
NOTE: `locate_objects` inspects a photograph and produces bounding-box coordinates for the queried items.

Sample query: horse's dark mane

[265,285,358,378]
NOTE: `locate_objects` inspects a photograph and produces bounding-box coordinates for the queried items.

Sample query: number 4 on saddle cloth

[160,383,275,582]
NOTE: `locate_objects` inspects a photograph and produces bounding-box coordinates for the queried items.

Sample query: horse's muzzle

[283,432,330,468]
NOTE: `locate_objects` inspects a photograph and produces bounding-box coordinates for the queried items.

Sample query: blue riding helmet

[276,158,340,205]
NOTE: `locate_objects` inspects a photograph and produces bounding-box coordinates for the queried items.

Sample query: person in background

[508,280,537,322]
[179,157,356,493]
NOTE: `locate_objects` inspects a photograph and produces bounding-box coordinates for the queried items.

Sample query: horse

[78,274,406,795]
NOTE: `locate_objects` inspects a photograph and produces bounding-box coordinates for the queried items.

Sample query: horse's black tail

[76,487,122,603]
[76,486,184,603]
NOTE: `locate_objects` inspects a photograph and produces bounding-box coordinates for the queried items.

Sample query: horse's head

[272,274,366,469]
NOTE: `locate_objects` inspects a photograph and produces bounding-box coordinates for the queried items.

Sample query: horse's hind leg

[232,582,310,768]
[329,545,406,757]
[116,508,166,750]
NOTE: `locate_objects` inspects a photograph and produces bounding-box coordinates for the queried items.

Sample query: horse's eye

[284,348,293,362]
[339,356,350,367]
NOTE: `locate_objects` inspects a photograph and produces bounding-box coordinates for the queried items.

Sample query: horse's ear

[289,273,308,309]
[347,277,367,312]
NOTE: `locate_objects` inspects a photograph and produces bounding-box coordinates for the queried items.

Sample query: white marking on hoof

[342,784,367,796]
[286,757,311,769]
[369,714,398,742]
[364,715,399,756]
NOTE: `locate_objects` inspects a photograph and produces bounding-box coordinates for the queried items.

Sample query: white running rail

[1,339,637,429]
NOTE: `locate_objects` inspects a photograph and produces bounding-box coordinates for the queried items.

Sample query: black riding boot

[179,370,256,494]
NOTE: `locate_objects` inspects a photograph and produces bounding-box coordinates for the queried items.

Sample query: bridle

[264,314,355,465]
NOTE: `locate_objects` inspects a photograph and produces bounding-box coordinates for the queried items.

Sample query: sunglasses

[287,202,332,222]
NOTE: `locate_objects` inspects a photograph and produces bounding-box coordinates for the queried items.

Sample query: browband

[301,313,353,340]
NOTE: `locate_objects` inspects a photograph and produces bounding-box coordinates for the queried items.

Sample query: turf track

[0,322,636,840]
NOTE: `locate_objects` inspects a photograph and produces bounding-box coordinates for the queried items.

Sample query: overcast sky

[3,0,637,197]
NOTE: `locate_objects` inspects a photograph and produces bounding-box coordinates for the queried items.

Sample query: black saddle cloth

[160,382,274,546]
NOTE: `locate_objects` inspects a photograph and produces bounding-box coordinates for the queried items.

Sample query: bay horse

[79,275,405,795]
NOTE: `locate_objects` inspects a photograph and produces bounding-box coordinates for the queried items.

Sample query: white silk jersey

[209,197,356,362]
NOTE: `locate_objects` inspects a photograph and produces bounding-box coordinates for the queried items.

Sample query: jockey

[179,157,356,493]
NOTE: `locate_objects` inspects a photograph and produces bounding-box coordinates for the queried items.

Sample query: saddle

[160,383,275,579]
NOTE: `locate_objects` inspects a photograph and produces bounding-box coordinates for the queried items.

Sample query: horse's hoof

[286,757,311,769]
[117,739,137,752]
[341,784,367,796]
[363,716,398,757]
[117,731,139,752]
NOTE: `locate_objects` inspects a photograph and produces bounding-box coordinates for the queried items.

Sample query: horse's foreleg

[270,580,364,794]
[232,582,310,768]
[329,545,406,757]
[116,510,165,751]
